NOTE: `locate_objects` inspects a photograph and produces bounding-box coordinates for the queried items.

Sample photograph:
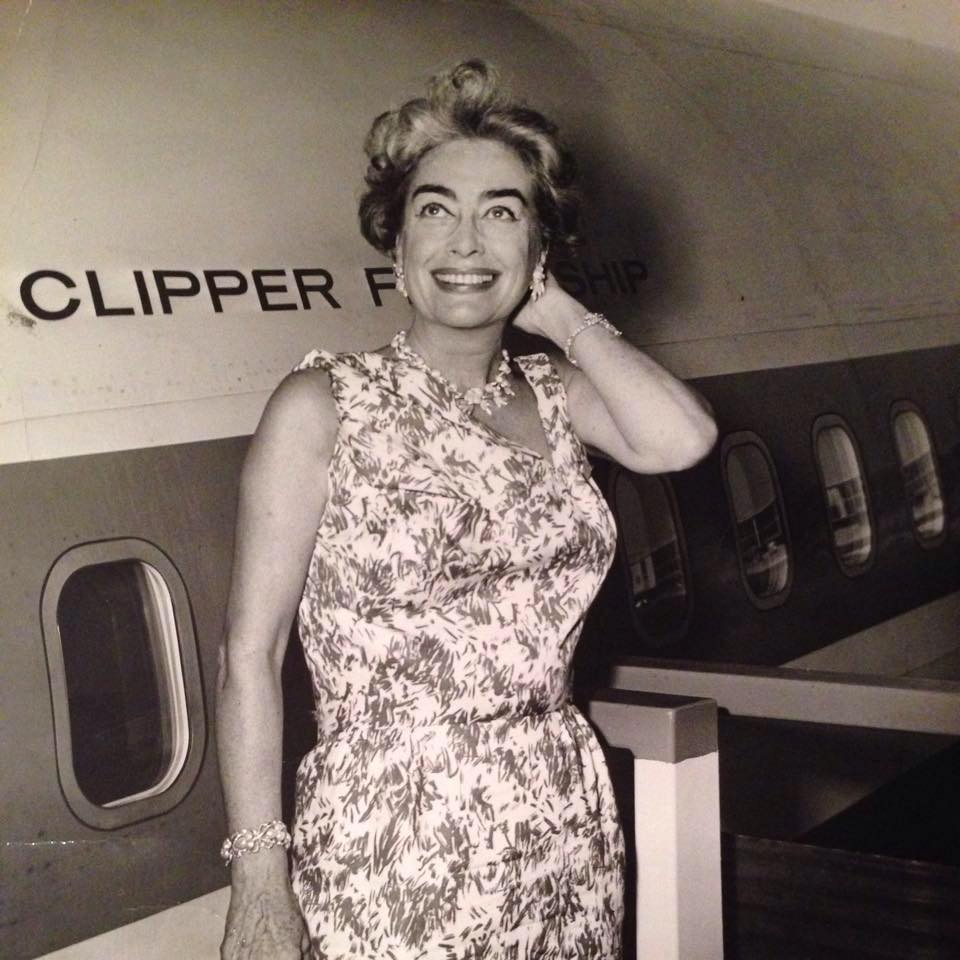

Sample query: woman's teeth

[435,272,494,285]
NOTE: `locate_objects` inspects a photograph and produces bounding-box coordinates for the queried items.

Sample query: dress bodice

[292,348,617,739]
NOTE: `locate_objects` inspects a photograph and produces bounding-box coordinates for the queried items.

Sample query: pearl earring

[393,256,408,300]
[530,255,547,301]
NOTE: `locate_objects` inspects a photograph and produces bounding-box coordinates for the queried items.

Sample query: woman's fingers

[221,885,307,959]
[514,272,583,342]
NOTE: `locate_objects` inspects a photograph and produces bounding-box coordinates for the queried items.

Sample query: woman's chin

[413,302,518,332]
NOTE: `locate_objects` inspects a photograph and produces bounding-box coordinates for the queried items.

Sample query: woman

[218,60,716,959]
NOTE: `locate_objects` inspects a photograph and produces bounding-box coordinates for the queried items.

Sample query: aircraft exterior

[2,1,957,957]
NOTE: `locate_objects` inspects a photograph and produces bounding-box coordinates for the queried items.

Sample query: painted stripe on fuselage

[4,313,958,467]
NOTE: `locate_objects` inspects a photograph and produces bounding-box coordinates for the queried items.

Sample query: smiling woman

[216,59,716,960]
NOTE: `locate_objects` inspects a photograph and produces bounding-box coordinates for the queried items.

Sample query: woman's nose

[449,216,483,257]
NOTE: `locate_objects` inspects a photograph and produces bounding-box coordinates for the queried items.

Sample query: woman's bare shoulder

[277,363,336,405]
[249,366,338,468]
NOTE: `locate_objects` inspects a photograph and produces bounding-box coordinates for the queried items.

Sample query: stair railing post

[588,688,723,960]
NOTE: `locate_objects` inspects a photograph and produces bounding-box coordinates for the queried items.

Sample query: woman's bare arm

[515,276,717,474]
[554,337,716,474]
[217,367,336,958]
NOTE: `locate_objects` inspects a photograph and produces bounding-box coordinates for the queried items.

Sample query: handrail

[588,687,718,761]
[588,689,723,960]
[611,657,960,735]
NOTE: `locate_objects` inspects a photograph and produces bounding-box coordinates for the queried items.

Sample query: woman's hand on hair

[512,271,586,345]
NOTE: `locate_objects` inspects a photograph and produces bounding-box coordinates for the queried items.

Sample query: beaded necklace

[390,330,515,415]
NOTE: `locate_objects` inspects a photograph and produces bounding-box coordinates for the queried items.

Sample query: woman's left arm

[515,277,718,474]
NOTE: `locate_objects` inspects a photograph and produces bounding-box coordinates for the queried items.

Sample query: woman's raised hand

[220,874,310,959]
[512,271,584,345]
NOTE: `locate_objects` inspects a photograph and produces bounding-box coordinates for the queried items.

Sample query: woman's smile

[431,269,499,292]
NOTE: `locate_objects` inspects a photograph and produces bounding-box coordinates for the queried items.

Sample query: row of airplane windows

[612,399,950,645]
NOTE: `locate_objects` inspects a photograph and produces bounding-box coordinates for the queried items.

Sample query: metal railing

[610,657,960,736]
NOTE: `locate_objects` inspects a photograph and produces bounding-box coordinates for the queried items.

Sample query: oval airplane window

[812,415,874,574]
[57,561,187,805]
[721,433,793,608]
[41,539,205,829]
[890,402,946,544]
[611,468,691,645]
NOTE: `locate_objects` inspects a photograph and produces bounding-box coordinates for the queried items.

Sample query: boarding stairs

[590,659,960,958]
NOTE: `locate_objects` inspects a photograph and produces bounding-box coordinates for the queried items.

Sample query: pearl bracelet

[563,312,622,367]
[220,818,292,865]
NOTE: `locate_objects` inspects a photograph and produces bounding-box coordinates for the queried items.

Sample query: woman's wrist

[222,818,292,865]
[230,844,291,886]
[563,313,622,367]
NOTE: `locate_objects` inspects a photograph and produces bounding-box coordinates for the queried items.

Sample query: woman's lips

[431,269,498,292]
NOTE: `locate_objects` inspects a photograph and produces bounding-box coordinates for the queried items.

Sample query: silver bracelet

[563,312,622,367]
[220,818,292,865]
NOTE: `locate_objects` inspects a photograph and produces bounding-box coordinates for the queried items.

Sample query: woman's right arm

[217,367,337,959]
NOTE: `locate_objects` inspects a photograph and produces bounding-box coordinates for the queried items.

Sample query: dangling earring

[393,248,409,301]
[530,252,547,301]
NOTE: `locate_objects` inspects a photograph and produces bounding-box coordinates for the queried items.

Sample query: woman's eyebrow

[409,185,529,206]
[411,184,456,200]
[482,188,528,206]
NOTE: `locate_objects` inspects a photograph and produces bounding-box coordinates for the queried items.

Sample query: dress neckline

[357,348,560,472]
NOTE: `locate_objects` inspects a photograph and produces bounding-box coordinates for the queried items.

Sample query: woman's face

[398,138,541,332]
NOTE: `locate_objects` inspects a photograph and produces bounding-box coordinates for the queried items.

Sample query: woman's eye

[418,202,449,218]
[486,206,518,221]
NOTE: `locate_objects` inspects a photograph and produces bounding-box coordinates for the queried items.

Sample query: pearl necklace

[390,330,515,415]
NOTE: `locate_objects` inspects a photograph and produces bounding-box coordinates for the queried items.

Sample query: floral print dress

[290,347,624,959]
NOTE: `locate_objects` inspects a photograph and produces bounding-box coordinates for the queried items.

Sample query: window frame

[609,465,693,647]
[720,431,794,610]
[889,399,947,549]
[811,413,876,577]
[40,538,205,829]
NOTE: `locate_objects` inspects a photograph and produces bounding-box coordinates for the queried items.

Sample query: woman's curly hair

[359,60,579,259]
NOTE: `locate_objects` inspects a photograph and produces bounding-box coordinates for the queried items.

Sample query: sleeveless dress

[290,347,624,959]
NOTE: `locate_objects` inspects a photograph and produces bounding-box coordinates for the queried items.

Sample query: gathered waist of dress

[299,702,606,814]
[314,697,581,744]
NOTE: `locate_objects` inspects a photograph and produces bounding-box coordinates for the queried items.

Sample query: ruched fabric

[290,348,624,958]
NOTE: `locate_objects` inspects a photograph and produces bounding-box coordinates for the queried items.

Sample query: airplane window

[812,416,874,574]
[890,403,946,543]
[611,468,691,644]
[721,434,793,608]
[56,560,188,805]
[41,539,203,828]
